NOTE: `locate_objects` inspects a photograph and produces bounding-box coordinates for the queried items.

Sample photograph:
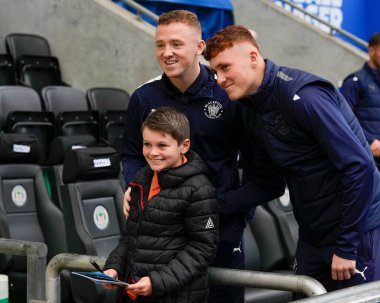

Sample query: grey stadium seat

[86,87,130,153]
[0,133,67,302]
[42,86,99,140]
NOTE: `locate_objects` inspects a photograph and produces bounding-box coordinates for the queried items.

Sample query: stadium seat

[5,33,66,93]
[60,147,124,303]
[46,135,97,209]
[42,86,99,140]
[264,189,298,269]
[0,86,55,164]
[243,206,293,303]
[5,33,51,60]
[86,87,130,153]
[0,133,67,302]
[60,146,124,256]
[17,55,64,93]
[0,37,16,86]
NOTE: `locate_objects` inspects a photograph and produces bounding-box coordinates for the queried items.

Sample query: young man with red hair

[204,25,380,293]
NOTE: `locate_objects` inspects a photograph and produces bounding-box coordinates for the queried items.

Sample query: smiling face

[210,42,265,101]
[155,22,204,88]
[142,127,190,172]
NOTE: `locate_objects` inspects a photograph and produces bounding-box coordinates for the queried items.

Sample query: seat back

[61,147,124,257]
[0,134,67,299]
[246,205,287,271]
[42,86,99,140]
[5,33,51,61]
[264,189,298,269]
[0,38,16,85]
[46,135,97,209]
[17,55,62,93]
[86,87,130,151]
[0,86,55,164]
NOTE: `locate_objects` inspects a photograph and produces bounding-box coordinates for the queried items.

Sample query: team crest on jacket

[204,101,223,119]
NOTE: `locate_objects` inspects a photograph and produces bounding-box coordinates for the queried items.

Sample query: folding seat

[0,86,55,164]
[5,33,65,93]
[0,133,67,302]
[86,87,130,153]
[243,205,294,303]
[0,37,17,86]
[42,86,99,140]
[5,33,51,59]
[263,189,299,269]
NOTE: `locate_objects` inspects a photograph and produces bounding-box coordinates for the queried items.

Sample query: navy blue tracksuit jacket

[234,59,380,260]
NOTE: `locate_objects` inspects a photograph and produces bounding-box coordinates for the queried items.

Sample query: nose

[162,46,173,57]
[216,72,225,87]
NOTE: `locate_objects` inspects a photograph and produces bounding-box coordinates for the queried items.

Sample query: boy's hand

[331,254,356,280]
[127,276,152,296]
[102,269,118,290]
[123,187,131,218]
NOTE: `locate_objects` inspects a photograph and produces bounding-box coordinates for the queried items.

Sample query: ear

[250,50,259,66]
[197,40,206,56]
[180,139,191,154]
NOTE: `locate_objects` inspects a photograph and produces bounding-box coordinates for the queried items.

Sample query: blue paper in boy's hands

[71,271,130,287]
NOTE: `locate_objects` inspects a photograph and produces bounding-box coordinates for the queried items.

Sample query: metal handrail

[0,238,48,303]
[46,253,326,303]
[290,280,380,302]
[118,0,159,22]
[275,0,368,49]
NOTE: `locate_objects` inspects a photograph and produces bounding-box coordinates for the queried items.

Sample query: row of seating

[0,85,130,164]
[0,33,66,93]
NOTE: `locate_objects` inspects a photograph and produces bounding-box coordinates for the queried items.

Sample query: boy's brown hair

[158,10,201,34]
[204,25,260,61]
[141,107,190,145]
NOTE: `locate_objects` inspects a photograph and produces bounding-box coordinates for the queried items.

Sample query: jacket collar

[364,62,380,86]
[159,64,215,99]
[241,59,279,113]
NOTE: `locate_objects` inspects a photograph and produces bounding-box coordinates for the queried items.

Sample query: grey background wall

[0,0,369,90]
[231,0,368,86]
[0,0,161,93]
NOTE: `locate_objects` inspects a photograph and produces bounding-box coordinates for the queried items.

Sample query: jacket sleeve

[103,226,129,278]
[218,107,286,215]
[293,84,374,260]
[149,184,219,296]
[121,91,147,185]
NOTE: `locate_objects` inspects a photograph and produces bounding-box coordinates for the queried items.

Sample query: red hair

[204,25,259,60]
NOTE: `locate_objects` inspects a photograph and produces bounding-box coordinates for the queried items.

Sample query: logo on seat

[93,205,109,230]
[11,185,27,207]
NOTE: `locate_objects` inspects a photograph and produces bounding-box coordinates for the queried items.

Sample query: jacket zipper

[128,182,145,282]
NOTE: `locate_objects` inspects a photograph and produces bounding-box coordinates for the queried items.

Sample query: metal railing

[45,253,326,303]
[117,0,159,23]
[0,238,47,303]
[275,0,368,49]
[290,280,380,303]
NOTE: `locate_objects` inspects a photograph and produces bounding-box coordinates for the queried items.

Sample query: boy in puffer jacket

[104,107,219,303]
